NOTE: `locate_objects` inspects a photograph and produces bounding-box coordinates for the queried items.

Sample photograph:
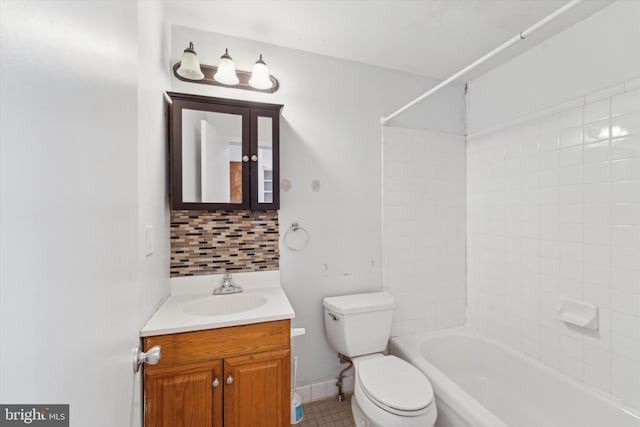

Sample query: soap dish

[557,297,599,331]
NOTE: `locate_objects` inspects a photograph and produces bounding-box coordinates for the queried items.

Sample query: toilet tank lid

[323,291,395,315]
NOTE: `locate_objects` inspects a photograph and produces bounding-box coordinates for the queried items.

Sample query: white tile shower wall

[466,85,640,410]
[383,127,466,336]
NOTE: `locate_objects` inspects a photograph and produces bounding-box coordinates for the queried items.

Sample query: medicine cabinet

[167,92,283,211]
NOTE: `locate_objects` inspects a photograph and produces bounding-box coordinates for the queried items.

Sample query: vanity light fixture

[172,48,280,93]
[213,48,240,85]
[176,42,204,80]
[249,54,273,90]
[598,125,628,139]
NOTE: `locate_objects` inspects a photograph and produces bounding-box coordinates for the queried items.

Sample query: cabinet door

[250,108,280,210]
[171,97,251,210]
[144,360,223,427]
[223,349,290,427]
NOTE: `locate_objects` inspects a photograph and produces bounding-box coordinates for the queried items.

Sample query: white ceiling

[164,0,613,80]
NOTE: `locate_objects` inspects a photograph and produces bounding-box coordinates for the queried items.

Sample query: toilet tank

[323,291,395,357]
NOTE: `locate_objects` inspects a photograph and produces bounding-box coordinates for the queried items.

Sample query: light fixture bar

[172,62,280,93]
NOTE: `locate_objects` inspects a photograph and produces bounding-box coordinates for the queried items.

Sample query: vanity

[154,91,291,426]
[140,272,295,427]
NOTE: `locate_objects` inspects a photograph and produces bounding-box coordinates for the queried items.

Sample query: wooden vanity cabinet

[143,319,290,427]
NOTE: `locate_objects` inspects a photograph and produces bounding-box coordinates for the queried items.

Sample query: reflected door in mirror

[229,162,242,204]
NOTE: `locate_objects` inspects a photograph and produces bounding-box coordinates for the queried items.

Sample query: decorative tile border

[170,210,279,277]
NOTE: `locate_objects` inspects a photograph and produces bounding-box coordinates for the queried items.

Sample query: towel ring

[284,222,309,251]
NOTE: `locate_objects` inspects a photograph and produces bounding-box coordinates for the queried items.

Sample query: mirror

[256,116,273,204]
[181,109,243,204]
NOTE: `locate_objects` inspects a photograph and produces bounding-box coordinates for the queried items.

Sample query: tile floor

[296,394,356,427]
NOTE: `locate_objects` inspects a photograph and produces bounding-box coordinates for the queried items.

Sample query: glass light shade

[176,42,204,80]
[598,127,609,139]
[213,48,239,85]
[598,125,629,139]
[249,55,273,90]
[611,125,628,138]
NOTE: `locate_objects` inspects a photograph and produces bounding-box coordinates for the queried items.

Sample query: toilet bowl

[323,292,437,427]
[351,354,437,427]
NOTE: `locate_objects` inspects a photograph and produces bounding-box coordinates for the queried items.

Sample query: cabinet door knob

[226,375,234,385]
[242,155,249,163]
[251,154,258,162]
[212,378,220,387]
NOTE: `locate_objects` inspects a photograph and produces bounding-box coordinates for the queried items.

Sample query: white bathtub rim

[390,328,507,427]
[390,326,640,424]
[417,354,506,427]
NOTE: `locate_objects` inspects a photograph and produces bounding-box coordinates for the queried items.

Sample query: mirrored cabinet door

[181,109,246,205]
[168,92,282,211]
[251,109,280,210]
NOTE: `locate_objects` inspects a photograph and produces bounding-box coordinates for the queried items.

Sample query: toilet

[323,291,437,427]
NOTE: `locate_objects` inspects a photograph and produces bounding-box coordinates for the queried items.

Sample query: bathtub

[390,328,640,427]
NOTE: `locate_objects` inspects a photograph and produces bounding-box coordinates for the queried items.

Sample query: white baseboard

[295,375,354,403]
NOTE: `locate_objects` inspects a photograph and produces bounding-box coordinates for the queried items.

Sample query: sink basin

[183,294,268,316]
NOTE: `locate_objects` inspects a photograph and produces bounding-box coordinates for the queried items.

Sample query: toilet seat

[357,355,434,416]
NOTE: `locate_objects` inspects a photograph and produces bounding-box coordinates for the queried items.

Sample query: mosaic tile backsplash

[170,210,279,277]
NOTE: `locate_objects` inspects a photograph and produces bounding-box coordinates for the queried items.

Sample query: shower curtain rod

[380,0,583,125]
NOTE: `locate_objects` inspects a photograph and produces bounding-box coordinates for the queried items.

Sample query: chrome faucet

[213,272,243,295]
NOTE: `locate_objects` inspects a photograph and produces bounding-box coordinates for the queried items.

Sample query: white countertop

[140,271,295,337]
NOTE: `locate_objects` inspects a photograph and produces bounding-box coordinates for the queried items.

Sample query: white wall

[383,127,466,336]
[0,1,170,425]
[466,0,640,411]
[137,0,171,346]
[170,26,466,387]
[467,1,640,134]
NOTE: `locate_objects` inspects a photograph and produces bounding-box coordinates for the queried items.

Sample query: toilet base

[352,396,375,427]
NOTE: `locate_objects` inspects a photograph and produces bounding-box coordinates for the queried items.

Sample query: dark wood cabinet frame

[166,92,283,211]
